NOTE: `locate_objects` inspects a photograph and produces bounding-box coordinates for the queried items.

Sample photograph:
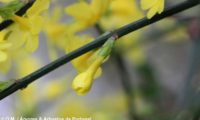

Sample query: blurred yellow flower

[126,46,145,66]
[16,56,40,77]
[43,80,67,100]
[15,56,41,115]
[8,0,50,52]
[57,94,127,119]
[141,0,165,19]
[16,82,39,116]
[18,83,38,106]
[57,98,91,117]
[43,6,68,60]
[65,0,112,31]
[26,0,49,17]
[100,0,143,29]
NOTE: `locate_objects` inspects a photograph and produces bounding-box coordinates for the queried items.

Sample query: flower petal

[25,35,39,52]
[141,0,158,10]
[65,2,93,22]
[158,0,165,14]
[27,0,50,17]
[91,0,111,16]
[0,58,11,74]
[0,51,7,62]
[147,4,159,19]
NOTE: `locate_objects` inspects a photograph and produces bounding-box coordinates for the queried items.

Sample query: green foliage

[0,0,24,19]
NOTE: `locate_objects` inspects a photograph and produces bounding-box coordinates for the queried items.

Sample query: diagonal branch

[0,0,199,100]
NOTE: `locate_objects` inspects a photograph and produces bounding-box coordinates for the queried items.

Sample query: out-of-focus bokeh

[0,0,199,120]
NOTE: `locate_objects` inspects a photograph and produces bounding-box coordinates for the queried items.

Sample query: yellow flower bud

[72,70,94,95]
[72,57,104,95]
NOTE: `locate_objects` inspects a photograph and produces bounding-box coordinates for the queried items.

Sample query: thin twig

[0,0,199,100]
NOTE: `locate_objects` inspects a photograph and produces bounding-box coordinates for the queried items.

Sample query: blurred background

[0,0,200,120]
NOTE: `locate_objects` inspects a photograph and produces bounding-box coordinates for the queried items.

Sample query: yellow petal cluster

[0,0,49,73]
[141,0,165,19]
[9,0,50,52]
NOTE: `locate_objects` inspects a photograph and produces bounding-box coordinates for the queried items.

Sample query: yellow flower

[43,6,68,60]
[8,0,50,52]
[17,82,39,116]
[57,98,91,117]
[65,0,112,31]
[42,80,67,100]
[64,34,103,83]
[125,46,145,66]
[72,56,104,95]
[16,56,40,77]
[26,0,50,17]
[72,37,115,95]
[7,19,40,52]
[18,83,38,105]
[100,0,143,29]
[141,0,165,19]
[15,57,40,115]
[43,6,102,72]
